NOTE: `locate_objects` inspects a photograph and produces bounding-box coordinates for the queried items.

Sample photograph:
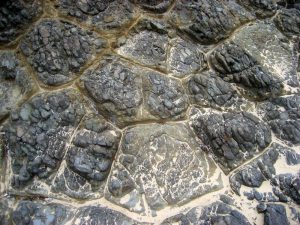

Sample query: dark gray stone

[275,8,300,37]
[190,108,272,174]
[3,89,86,191]
[134,0,174,13]
[260,204,289,225]
[236,0,277,17]
[168,0,253,44]
[20,19,107,86]
[0,0,43,44]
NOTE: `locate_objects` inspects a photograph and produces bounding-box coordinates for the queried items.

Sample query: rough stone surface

[0,51,36,121]
[21,19,107,86]
[161,200,251,225]
[3,89,86,193]
[106,123,223,212]
[0,0,43,44]
[168,0,254,44]
[57,0,137,32]
[190,108,272,174]
[52,114,121,199]
[258,94,300,145]
[0,0,300,224]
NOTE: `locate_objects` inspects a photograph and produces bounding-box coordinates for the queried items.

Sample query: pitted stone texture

[12,201,74,225]
[230,143,300,204]
[161,200,251,225]
[143,72,188,120]
[168,0,253,44]
[0,51,36,121]
[117,18,171,70]
[52,114,121,199]
[133,0,174,13]
[106,123,223,212]
[72,206,147,225]
[3,89,86,193]
[57,0,137,32]
[275,8,300,38]
[80,55,143,127]
[190,108,272,174]
[210,42,283,100]
[167,38,207,78]
[258,204,290,225]
[185,71,251,110]
[80,55,189,127]
[232,21,299,90]
[0,0,43,44]
[258,94,300,145]
[0,198,13,225]
[236,0,277,18]
[20,19,107,86]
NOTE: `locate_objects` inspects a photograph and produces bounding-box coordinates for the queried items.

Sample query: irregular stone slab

[0,51,36,121]
[210,42,283,100]
[3,89,86,194]
[258,203,290,225]
[106,123,223,212]
[161,200,251,225]
[20,19,107,86]
[236,0,277,18]
[52,114,121,199]
[190,108,272,174]
[167,38,207,78]
[117,18,171,70]
[185,71,251,110]
[79,55,189,127]
[257,94,300,145]
[168,0,253,44]
[133,0,174,13]
[143,72,188,120]
[72,206,147,225]
[232,21,299,89]
[0,198,13,225]
[12,200,74,225]
[57,0,137,32]
[0,0,43,44]
[275,8,300,38]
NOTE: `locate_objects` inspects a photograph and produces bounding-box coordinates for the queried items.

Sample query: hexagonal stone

[106,123,223,212]
[72,206,148,225]
[51,114,121,199]
[2,89,86,194]
[12,200,74,225]
[0,51,36,121]
[20,19,107,86]
[185,71,251,110]
[168,0,253,44]
[143,72,188,120]
[117,18,171,70]
[257,94,300,145]
[79,55,189,127]
[161,200,251,225]
[57,0,137,32]
[236,0,277,18]
[167,38,207,78]
[210,42,283,100]
[231,21,299,90]
[274,8,300,38]
[190,108,272,174]
[134,0,174,13]
[0,0,43,44]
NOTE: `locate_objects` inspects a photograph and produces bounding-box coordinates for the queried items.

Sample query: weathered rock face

[0,0,43,44]
[106,123,223,212]
[57,0,137,32]
[168,0,254,44]
[190,108,271,174]
[0,51,36,121]
[3,89,86,192]
[1,0,300,224]
[20,19,107,86]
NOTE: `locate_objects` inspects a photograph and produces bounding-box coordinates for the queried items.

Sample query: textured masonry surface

[0,0,300,224]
